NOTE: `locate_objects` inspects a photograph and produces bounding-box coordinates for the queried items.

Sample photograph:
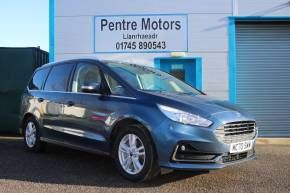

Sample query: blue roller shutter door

[235,21,290,137]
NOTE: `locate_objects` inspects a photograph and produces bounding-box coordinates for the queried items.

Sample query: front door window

[72,63,101,93]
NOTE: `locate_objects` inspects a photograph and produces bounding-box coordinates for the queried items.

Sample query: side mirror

[81,83,101,93]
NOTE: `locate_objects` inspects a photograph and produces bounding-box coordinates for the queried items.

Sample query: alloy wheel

[25,121,37,148]
[118,134,146,175]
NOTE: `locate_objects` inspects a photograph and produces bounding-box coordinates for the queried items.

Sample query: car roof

[39,58,101,69]
[37,58,147,71]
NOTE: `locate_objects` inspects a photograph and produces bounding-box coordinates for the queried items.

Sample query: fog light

[172,143,218,162]
[181,145,186,151]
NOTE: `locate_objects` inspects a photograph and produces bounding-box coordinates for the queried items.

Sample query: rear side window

[29,68,50,90]
[44,64,73,92]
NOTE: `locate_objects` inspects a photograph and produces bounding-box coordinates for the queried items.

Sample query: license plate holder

[230,140,253,153]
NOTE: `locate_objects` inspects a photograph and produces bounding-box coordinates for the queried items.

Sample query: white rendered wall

[54,0,290,100]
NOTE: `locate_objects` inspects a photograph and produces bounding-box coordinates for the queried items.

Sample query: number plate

[230,140,253,153]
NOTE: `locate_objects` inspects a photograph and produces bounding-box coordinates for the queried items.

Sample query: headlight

[157,104,212,127]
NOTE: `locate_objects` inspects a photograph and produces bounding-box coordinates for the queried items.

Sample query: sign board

[94,14,188,53]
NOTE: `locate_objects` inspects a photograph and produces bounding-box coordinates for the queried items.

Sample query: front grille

[215,121,256,143]
[222,152,248,163]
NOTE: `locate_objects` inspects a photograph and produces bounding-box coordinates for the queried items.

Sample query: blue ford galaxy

[20,58,257,181]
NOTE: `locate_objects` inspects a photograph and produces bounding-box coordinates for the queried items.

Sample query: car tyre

[23,117,45,152]
[113,124,160,182]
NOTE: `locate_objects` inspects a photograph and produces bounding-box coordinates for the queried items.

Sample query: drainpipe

[232,0,238,16]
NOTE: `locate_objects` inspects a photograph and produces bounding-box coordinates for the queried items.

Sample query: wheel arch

[109,117,158,158]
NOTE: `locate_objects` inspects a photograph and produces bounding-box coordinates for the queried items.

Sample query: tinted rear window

[29,68,50,90]
[44,64,74,92]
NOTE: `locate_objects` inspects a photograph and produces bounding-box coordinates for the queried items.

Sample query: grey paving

[0,136,289,193]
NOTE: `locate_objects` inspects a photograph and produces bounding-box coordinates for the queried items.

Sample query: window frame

[43,62,75,92]
[69,62,103,93]
[27,60,135,99]
[100,64,134,97]
[28,66,52,91]
[99,63,136,97]
[68,61,133,97]
[35,61,135,98]
[104,72,130,96]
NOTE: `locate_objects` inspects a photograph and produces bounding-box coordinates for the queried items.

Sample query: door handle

[37,98,44,103]
[67,101,75,107]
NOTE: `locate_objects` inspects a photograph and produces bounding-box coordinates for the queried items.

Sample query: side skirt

[40,137,111,157]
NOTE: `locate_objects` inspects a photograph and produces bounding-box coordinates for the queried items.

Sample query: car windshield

[107,62,202,95]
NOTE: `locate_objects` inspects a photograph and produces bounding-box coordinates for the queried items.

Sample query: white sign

[94,14,188,53]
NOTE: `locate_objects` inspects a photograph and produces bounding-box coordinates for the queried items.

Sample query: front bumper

[163,151,256,170]
[151,112,257,170]
[165,143,256,170]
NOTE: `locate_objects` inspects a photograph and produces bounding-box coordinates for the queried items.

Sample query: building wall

[53,0,290,100]
[236,0,290,16]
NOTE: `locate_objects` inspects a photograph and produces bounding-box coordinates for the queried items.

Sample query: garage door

[235,21,290,137]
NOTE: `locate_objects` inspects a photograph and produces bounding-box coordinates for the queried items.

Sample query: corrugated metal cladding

[235,21,290,137]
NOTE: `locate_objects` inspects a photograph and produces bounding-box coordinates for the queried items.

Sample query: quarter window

[72,63,101,93]
[44,64,73,92]
[29,68,50,90]
[104,74,127,96]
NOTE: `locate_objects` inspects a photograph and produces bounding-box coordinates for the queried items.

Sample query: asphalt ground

[0,136,289,193]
